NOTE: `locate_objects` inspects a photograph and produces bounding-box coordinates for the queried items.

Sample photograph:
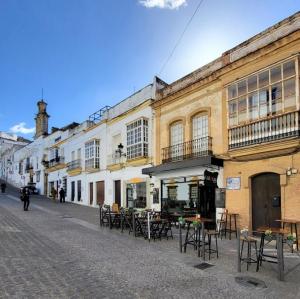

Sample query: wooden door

[114,180,121,207]
[96,181,105,205]
[252,173,281,230]
[71,181,75,202]
[89,182,93,206]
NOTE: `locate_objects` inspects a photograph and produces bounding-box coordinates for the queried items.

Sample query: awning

[142,156,223,175]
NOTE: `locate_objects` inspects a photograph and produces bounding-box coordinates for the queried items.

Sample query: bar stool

[240,235,258,270]
[205,230,219,260]
[218,211,227,239]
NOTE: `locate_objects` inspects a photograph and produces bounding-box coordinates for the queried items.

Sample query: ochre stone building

[147,12,300,230]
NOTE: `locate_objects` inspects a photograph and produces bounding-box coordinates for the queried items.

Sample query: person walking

[59,187,65,203]
[51,186,57,200]
[22,187,30,211]
[1,182,7,193]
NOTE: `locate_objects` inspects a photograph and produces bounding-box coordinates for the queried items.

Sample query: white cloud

[10,122,35,135]
[139,0,187,9]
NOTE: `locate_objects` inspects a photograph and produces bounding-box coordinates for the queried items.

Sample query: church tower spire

[35,99,50,139]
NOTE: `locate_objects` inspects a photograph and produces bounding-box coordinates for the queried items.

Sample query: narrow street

[0,185,299,298]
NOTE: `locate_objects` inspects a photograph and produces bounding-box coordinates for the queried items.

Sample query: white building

[0,133,30,183]
[2,77,165,210]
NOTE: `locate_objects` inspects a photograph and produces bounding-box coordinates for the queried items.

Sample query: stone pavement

[0,187,300,298]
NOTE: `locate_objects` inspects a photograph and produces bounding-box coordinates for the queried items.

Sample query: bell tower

[35,100,50,139]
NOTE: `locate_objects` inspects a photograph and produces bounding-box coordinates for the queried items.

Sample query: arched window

[170,121,184,146]
[192,113,208,140]
[192,113,209,155]
[169,121,184,160]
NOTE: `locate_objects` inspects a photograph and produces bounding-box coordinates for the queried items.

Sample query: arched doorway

[251,173,281,230]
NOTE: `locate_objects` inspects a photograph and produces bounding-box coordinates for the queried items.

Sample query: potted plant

[241,228,249,239]
[265,229,273,242]
[192,220,200,229]
[286,233,295,246]
[178,216,185,226]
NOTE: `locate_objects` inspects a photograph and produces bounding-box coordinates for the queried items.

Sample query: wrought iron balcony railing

[67,159,82,171]
[162,137,212,164]
[107,153,126,165]
[48,156,65,168]
[228,111,300,150]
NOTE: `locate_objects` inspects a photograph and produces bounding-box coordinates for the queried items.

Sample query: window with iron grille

[126,118,148,160]
[85,139,100,169]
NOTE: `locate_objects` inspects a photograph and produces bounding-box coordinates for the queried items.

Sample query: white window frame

[126,118,149,160]
[227,56,299,129]
[85,139,100,169]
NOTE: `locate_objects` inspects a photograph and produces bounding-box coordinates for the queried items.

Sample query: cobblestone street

[0,186,300,298]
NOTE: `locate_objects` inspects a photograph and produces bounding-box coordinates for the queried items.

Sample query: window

[227,58,297,127]
[170,122,183,146]
[192,114,208,140]
[85,139,100,169]
[248,92,259,120]
[126,118,148,160]
[36,171,40,183]
[192,114,209,154]
[167,186,177,200]
[238,98,247,124]
[229,100,238,126]
[126,182,146,208]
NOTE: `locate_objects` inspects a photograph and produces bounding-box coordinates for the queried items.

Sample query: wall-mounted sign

[226,177,241,190]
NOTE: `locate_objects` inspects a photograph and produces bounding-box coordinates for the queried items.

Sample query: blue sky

[0,0,299,139]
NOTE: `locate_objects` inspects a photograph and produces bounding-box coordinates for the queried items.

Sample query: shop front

[143,156,224,225]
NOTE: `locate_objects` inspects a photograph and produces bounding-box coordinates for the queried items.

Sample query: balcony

[228,111,300,150]
[67,159,82,176]
[48,156,65,168]
[67,159,82,171]
[162,137,212,164]
[85,158,100,172]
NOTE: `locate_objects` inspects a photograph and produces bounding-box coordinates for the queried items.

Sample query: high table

[275,218,299,251]
[179,216,213,260]
[256,226,287,280]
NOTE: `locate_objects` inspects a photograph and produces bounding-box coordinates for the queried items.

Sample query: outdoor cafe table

[275,218,299,251]
[179,216,213,260]
[140,218,168,241]
[256,226,287,278]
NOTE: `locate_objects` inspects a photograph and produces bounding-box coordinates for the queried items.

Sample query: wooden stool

[240,236,258,270]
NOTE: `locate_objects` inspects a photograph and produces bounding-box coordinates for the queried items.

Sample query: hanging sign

[204,170,218,186]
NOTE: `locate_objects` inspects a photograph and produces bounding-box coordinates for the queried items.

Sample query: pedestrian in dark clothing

[1,182,6,193]
[59,188,65,203]
[22,187,30,211]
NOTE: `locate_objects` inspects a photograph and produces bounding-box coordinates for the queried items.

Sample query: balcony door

[170,122,184,160]
[192,114,208,156]
[252,173,281,230]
